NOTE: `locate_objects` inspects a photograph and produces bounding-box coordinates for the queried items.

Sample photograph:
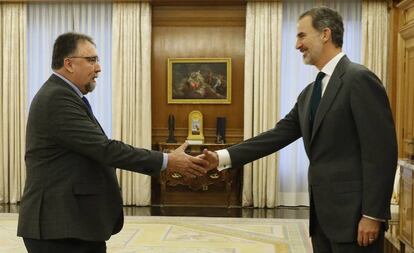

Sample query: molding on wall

[398,0,414,9]
[152,127,244,144]
[0,0,245,4]
[400,21,414,38]
[152,6,246,26]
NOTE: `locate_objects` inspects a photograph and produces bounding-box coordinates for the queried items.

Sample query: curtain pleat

[243,1,283,208]
[0,3,27,204]
[361,0,389,86]
[112,2,152,206]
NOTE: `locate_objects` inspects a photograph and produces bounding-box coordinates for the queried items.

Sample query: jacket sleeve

[228,102,302,168]
[350,67,397,220]
[49,92,163,176]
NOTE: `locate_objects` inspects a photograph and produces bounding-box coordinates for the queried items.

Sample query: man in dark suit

[201,7,397,253]
[17,32,208,253]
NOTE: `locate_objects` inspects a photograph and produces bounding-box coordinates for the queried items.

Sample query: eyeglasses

[67,56,99,64]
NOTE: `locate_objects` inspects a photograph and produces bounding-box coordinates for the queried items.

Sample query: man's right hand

[167,142,209,179]
[197,148,219,171]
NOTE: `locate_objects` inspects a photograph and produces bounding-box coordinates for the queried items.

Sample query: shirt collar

[321,52,345,76]
[53,71,84,98]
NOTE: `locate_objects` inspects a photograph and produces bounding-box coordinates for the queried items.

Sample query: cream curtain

[0,3,27,204]
[112,2,153,206]
[243,1,283,208]
[361,0,389,86]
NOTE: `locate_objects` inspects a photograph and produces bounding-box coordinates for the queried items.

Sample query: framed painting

[167,58,231,104]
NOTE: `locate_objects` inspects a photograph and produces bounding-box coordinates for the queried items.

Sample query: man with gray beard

[18,32,208,253]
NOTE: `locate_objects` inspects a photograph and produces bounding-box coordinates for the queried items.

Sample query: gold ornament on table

[187,110,204,144]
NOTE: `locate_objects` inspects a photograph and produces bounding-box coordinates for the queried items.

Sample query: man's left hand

[357,216,381,247]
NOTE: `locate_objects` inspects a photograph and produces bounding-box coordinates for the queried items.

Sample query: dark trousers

[23,238,106,253]
[311,215,384,253]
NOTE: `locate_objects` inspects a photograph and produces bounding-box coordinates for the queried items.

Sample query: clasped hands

[166,143,219,179]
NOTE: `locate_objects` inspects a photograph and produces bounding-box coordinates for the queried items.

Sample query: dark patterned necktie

[81,96,106,136]
[309,72,326,127]
[81,96,94,116]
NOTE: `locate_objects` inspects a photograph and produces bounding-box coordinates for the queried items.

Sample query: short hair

[299,6,344,48]
[51,32,95,69]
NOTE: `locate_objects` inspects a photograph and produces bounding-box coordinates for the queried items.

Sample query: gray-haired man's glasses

[68,56,99,64]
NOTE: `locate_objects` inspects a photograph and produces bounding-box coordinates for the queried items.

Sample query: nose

[295,39,302,50]
[95,62,101,73]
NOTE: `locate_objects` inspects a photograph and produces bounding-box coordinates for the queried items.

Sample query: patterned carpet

[0,213,312,253]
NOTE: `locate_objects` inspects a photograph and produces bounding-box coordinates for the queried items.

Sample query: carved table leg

[226,180,232,207]
[400,240,405,253]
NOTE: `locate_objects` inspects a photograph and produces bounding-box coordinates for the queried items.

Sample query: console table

[157,142,241,207]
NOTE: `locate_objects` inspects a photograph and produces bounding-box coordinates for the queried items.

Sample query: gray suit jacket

[17,74,163,241]
[227,56,397,242]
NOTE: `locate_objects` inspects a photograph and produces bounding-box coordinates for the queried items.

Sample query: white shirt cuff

[363,214,385,222]
[216,149,232,171]
[161,153,168,171]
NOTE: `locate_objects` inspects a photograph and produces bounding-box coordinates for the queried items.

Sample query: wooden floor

[126,205,311,218]
[0,203,310,218]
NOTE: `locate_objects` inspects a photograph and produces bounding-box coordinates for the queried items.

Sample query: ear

[63,58,75,73]
[321,28,332,43]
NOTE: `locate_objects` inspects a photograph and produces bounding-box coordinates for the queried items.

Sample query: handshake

[166,142,221,179]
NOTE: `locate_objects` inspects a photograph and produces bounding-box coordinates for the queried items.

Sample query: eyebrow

[297,32,305,38]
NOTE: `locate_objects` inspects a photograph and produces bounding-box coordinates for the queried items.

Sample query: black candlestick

[167,114,177,143]
[216,117,226,144]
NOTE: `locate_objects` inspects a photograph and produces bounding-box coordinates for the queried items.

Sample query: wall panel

[151,5,246,144]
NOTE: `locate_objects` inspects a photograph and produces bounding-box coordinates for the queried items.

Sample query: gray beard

[303,54,313,65]
[85,82,96,93]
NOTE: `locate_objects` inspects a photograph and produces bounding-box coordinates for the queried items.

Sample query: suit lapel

[94,117,107,136]
[82,103,107,136]
[301,86,313,152]
[50,74,107,136]
[310,56,350,143]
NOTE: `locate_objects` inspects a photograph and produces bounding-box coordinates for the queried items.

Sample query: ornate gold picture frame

[168,58,231,104]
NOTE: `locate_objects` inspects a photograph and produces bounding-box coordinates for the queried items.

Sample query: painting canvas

[168,58,231,104]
